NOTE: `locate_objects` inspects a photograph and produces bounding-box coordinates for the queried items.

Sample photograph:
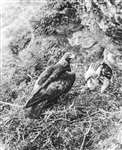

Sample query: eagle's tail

[24,94,43,109]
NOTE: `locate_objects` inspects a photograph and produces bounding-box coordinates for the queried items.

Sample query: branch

[0,101,23,108]
[80,119,92,150]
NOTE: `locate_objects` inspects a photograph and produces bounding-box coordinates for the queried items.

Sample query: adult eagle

[24,52,76,114]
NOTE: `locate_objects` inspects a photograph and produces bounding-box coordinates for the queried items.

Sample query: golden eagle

[24,52,75,116]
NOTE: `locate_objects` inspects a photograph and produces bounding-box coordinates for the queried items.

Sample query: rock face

[103,48,122,69]
[9,30,32,55]
[68,30,96,48]
[91,0,122,45]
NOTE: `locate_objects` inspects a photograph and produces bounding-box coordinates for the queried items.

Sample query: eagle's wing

[25,66,54,108]
[25,63,71,108]
[31,66,54,96]
[25,71,75,108]
[25,89,46,108]
[45,71,76,98]
[39,64,70,89]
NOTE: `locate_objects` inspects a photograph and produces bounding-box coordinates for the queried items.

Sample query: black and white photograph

[1,0,122,149]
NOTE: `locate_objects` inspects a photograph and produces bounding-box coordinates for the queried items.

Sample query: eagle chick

[84,60,112,93]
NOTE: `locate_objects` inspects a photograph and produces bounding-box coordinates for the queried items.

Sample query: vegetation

[1,0,122,149]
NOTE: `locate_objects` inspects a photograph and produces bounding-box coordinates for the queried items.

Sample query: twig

[82,41,98,50]
[99,108,122,119]
[27,73,33,80]
[80,119,92,150]
[42,139,50,149]
[31,132,41,142]
[0,101,23,108]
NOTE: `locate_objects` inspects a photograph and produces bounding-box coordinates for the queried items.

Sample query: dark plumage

[25,52,75,110]
[99,62,112,81]
[85,60,112,93]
